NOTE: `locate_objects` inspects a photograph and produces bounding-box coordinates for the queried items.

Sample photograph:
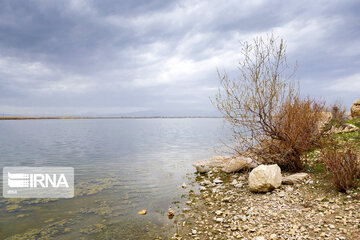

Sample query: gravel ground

[171,168,360,240]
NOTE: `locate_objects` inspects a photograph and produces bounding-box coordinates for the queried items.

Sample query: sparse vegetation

[321,138,360,192]
[214,34,324,171]
[328,100,347,127]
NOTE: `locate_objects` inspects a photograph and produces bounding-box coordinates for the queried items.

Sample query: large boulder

[282,173,309,185]
[351,98,360,118]
[222,156,259,173]
[249,164,282,192]
[192,156,230,173]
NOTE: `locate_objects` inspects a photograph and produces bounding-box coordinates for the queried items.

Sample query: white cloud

[1,0,359,114]
[0,57,53,82]
[326,73,360,92]
[273,16,343,54]
[0,56,95,93]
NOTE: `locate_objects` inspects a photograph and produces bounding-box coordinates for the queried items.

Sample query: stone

[192,156,231,173]
[248,164,282,192]
[213,178,223,184]
[230,179,238,186]
[138,209,147,215]
[282,173,309,185]
[222,156,258,173]
[270,233,278,239]
[278,191,285,197]
[168,208,175,219]
[222,197,230,202]
[200,180,212,186]
[253,237,265,240]
[350,98,360,118]
[215,218,223,223]
[215,210,222,216]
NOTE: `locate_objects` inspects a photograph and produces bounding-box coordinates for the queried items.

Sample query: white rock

[351,98,360,118]
[270,233,278,239]
[192,156,230,173]
[248,164,282,192]
[213,178,223,184]
[278,191,285,197]
[222,156,258,173]
[215,217,223,222]
[215,210,222,216]
[200,180,212,186]
[230,179,238,186]
[282,173,309,185]
[253,237,265,240]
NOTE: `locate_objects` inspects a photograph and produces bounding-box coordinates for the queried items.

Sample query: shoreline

[172,165,360,239]
[0,116,223,120]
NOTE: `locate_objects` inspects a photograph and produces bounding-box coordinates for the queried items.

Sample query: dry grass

[329,101,347,126]
[321,139,360,192]
[257,97,324,171]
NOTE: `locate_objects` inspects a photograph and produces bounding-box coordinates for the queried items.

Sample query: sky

[0,0,359,116]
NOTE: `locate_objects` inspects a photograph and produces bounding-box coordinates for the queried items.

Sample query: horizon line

[0,116,223,120]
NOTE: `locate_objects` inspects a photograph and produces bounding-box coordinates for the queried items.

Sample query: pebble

[215,218,223,223]
[270,233,277,239]
[176,161,360,240]
[138,210,147,215]
[213,178,223,184]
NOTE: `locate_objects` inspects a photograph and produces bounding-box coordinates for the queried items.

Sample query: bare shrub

[329,100,347,126]
[262,97,324,171]
[214,34,324,171]
[321,140,360,192]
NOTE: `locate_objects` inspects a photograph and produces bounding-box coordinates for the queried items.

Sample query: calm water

[0,118,227,239]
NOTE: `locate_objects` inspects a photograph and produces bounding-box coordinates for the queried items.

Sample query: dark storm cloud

[0,0,359,116]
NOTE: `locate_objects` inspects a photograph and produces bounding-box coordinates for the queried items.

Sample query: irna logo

[3,167,74,198]
[8,172,69,188]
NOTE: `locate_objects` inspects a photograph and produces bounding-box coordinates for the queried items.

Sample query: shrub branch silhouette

[214,35,324,171]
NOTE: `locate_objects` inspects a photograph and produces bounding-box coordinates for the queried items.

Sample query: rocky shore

[167,104,360,240]
[171,165,359,240]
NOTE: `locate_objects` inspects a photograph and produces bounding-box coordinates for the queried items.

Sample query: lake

[0,118,228,239]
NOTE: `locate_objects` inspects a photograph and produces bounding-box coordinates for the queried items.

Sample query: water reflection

[0,118,227,239]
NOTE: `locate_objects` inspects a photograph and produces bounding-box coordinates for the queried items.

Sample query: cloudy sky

[0,0,359,116]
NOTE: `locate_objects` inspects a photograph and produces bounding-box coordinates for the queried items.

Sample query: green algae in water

[0,175,177,239]
[4,219,73,240]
